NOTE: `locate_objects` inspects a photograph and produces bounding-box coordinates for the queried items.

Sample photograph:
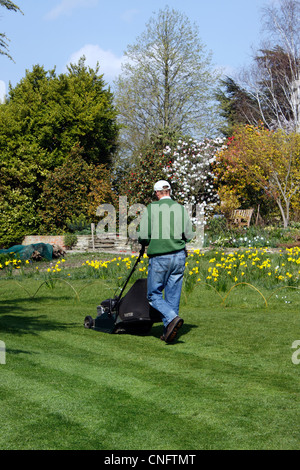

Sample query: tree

[120,150,171,207]
[162,138,225,236]
[215,76,262,137]
[240,46,300,132]
[164,137,224,208]
[0,0,22,61]
[38,145,116,233]
[215,125,300,227]
[114,6,220,158]
[112,126,183,190]
[0,59,119,245]
[2,60,119,167]
[0,61,119,198]
[120,136,224,236]
[238,0,300,132]
[0,182,41,248]
[214,134,276,222]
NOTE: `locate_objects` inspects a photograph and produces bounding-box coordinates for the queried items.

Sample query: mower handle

[139,244,146,257]
[115,244,146,304]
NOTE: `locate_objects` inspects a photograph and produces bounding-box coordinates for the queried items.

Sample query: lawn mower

[84,246,162,335]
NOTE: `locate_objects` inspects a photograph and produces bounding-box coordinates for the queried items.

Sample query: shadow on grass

[7,347,38,354]
[151,322,198,343]
[0,296,74,335]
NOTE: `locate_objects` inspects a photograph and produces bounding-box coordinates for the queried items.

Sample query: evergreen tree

[0,59,119,246]
[215,77,261,137]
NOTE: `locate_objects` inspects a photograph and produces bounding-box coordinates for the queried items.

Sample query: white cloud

[45,0,98,20]
[66,44,124,82]
[0,81,6,103]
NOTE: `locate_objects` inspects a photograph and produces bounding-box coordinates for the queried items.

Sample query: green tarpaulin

[0,243,53,260]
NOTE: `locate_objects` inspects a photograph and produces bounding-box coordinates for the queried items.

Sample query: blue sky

[0,0,273,101]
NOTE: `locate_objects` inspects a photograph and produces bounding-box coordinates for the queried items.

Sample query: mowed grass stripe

[23,324,299,399]
[1,282,300,449]
[2,324,299,450]
[1,361,236,450]
[2,349,298,450]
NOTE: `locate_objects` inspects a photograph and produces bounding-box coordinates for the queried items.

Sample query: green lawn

[0,278,299,450]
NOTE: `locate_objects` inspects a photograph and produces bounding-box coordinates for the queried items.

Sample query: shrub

[66,214,91,233]
[63,233,78,250]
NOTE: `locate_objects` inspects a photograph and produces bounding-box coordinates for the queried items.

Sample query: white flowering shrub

[164,137,226,224]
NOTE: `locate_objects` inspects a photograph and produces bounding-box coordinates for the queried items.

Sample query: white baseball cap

[154,180,171,192]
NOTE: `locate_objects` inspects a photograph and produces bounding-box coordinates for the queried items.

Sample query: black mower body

[84,278,162,335]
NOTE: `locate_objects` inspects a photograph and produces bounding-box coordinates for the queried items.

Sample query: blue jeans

[147,249,186,329]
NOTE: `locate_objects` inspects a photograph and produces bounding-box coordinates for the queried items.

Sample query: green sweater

[138,198,194,256]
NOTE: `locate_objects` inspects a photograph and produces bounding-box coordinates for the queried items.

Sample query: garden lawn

[0,278,299,450]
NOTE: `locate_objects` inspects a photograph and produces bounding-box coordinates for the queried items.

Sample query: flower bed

[1,246,300,308]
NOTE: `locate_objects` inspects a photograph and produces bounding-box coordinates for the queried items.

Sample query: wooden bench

[231,209,254,228]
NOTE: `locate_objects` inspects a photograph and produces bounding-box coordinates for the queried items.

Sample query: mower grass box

[84,248,161,335]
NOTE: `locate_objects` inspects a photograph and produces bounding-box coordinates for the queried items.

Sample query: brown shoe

[164,316,184,343]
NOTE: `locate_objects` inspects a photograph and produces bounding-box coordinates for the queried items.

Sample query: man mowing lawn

[138,180,194,342]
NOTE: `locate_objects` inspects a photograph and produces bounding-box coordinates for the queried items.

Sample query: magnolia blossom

[164,138,226,220]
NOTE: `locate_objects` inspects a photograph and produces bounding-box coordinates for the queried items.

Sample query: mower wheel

[84,315,94,329]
